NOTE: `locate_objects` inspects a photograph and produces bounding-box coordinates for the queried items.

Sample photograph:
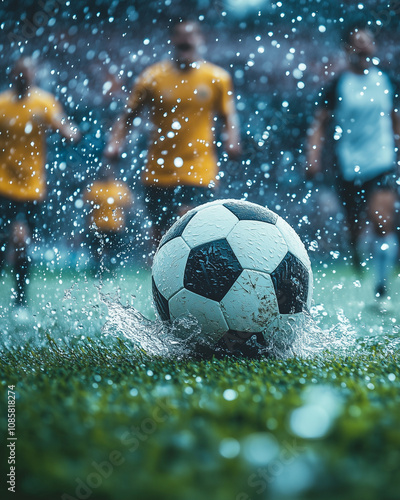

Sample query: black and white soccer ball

[151,199,313,357]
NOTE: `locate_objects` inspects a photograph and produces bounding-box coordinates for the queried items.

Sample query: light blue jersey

[333,67,396,182]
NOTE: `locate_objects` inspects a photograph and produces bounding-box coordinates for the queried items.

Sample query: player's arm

[220,106,242,159]
[47,97,81,142]
[104,106,141,160]
[305,107,330,179]
[105,76,148,160]
[218,74,242,159]
[55,113,82,143]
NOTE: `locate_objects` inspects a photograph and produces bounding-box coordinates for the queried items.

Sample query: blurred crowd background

[1,0,399,268]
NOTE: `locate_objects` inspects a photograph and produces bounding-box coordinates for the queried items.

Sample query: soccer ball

[151,199,313,357]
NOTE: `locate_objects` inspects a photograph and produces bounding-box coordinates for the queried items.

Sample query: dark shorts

[335,170,398,220]
[144,185,215,235]
[0,196,40,240]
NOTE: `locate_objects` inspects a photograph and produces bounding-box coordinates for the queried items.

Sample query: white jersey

[326,67,396,182]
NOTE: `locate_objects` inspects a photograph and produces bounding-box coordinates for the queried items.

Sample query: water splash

[99,293,305,359]
[1,271,398,361]
[100,288,317,359]
[100,291,198,359]
[100,292,400,360]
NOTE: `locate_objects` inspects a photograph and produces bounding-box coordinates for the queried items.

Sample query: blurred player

[306,22,400,298]
[105,19,241,251]
[84,164,133,274]
[0,56,81,309]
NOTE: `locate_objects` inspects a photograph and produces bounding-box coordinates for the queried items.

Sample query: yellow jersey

[127,60,236,187]
[0,87,63,202]
[85,180,132,233]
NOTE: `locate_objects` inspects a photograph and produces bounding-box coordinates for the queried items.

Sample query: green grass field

[1,263,400,500]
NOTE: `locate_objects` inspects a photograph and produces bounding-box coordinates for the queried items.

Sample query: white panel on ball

[276,217,311,270]
[182,204,239,248]
[221,270,279,333]
[169,289,229,341]
[152,237,190,300]
[227,220,288,273]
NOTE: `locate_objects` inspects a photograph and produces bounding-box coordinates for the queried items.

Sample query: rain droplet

[174,157,183,168]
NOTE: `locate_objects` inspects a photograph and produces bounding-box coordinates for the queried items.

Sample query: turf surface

[1,264,400,500]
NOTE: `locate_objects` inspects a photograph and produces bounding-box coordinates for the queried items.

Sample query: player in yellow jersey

[84,164,133,274]
[105,19,241,251]
[0,57,81,308]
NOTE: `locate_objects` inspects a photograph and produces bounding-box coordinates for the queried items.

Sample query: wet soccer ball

[151,199,313,357]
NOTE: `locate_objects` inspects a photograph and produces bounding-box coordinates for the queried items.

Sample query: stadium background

[1,0,399,266]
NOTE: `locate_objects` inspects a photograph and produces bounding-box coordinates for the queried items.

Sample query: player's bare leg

[369,188,398,297]
[345,207,365,273]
